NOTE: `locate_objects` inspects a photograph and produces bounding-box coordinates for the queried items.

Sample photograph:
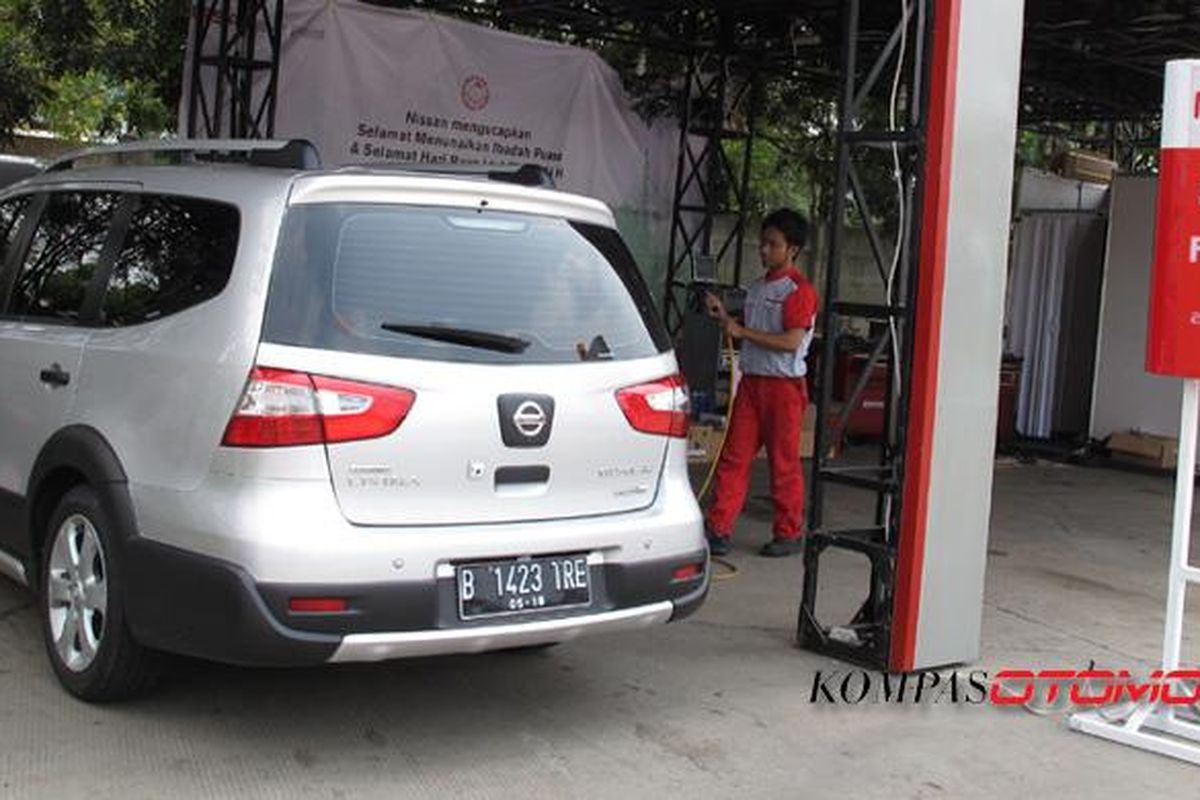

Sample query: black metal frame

[662,31,762,335]
[796,0,930,671]
[186,0,285,139]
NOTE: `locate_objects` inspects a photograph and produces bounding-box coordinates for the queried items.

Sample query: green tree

[0,39,42,145]
[0,0,43,144]
[0,0,187,144]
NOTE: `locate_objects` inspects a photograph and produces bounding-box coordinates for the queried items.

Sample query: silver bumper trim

[329,601,675,662]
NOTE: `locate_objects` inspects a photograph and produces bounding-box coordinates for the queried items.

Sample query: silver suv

[0,140,707,700]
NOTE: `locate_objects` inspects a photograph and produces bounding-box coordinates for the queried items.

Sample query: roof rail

[46,138,322,172]
[342,162,557,189]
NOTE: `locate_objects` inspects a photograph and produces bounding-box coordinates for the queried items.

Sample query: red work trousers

[705,375,808,540]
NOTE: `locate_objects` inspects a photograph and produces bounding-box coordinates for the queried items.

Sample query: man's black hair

[761,208,808,251]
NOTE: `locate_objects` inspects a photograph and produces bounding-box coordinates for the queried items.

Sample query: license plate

[457,553,591,620]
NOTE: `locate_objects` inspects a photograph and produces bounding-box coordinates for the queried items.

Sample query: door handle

[39,364,70,387]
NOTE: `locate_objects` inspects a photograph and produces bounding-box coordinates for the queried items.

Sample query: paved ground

[1,458,1198,798]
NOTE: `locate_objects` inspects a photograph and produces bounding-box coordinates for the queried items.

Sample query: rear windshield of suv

[262,204,670,365]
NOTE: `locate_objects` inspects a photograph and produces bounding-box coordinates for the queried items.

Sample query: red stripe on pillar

[890,0,962,672]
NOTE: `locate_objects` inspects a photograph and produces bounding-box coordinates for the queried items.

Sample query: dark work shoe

[759,537,804,558]
[706,527,732,556]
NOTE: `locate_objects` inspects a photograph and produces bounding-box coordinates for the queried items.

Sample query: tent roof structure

[391,0,1196,127]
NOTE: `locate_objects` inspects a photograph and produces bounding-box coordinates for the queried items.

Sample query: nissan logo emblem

[513,401,547,438]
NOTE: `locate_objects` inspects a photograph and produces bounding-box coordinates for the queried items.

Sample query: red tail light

[616,374,690,438]
[222,367,415,448]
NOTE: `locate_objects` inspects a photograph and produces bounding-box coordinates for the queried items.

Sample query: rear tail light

[313,374,416,444]
[222,367,415,448]
[616,374,690,438]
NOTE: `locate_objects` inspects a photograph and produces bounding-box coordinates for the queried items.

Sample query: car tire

[39,485,161,701]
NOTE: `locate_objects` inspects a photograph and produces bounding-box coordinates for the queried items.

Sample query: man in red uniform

[704,208,818,557]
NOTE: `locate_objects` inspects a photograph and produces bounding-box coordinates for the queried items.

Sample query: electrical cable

[886,0,909,401]
[880,0,910,528]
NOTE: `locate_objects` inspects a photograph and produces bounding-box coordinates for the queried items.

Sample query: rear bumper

[124,538,708,667]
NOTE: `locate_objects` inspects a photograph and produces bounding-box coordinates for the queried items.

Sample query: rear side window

[0,195,29,269]
[102,194,239,327]
[263,204,669,365]
[10,191,119,323]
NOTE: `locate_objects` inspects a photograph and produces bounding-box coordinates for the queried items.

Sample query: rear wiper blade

[381,323,530,354]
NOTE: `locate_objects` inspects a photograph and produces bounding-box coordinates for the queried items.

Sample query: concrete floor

[1,459,1198,798]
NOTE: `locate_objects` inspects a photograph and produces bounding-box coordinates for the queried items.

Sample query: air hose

[697,331,738,502]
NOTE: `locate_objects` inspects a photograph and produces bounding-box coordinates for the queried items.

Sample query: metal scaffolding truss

[796,0,929,671]
[186,0,285,139]
[661,47,761,335]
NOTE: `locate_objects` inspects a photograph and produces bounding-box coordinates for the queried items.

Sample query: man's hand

[705,292,744,340]
[704,291,727,321]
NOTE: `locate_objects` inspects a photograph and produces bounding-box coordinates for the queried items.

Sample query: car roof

[4,162,617,228]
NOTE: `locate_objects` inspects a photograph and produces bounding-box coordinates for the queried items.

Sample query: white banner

[184,1,679,293]
[282,3,676,204]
